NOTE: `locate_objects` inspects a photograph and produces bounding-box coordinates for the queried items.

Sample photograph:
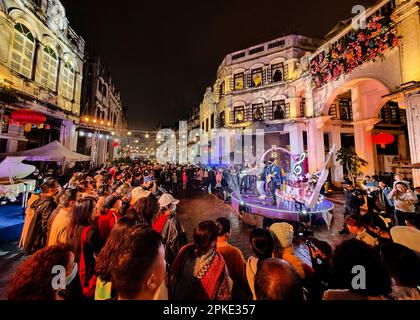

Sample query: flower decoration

[310,14,399,88]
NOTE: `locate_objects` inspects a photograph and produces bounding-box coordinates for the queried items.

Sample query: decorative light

[111,132,115,135]
[135,140,139,143]
[107,122,111,126]
[88,133,93,138]
[372,132,395,148]
[84,117,89,122]
[100,120,104,125]
[99,134,104,139]
[93,119,97,123]
[105,135,110,140]
[145,133,149,138]
[79,131,85,137]
[128,131,132,136]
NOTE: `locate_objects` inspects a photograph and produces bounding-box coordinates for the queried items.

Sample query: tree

[336,147,368,184]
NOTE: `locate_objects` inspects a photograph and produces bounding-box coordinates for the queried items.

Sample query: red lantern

[113,141,119,148]
[372,132,395,148]
[11,110,46,124]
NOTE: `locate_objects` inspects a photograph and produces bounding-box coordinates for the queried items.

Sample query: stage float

[231,146,335,229]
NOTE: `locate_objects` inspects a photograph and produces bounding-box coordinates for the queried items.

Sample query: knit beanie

[270,222,294,248]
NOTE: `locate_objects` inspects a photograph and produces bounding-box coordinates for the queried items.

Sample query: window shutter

[229,77,234,92]
[283,63,289,80]
[246,72,252,88]
[267,66,272,83]
[262,67,267,85]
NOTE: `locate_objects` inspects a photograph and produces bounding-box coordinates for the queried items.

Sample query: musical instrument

[266,172,278,184]
[0,157,36,200]
[305,145,335,209]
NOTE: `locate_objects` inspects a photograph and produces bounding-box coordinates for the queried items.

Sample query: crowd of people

[5,161,420,300]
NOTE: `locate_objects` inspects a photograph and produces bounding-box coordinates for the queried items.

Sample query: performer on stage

[257,161,268,200]
[266,158,282,206]
[239,163,252,194]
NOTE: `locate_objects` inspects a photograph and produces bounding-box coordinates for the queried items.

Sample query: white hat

[270,222,294,249]
[130,187,151,205]
[158,193,179,208]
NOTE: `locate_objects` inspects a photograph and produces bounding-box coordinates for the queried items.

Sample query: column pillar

[60,119,76,151]
[306,117,329,172]
[404,93,420,186]
[286,123,304,155]
[330,125,343,186]
[353,119,379,176]
[6,124,24,152]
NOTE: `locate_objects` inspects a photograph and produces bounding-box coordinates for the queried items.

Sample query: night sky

[61,0,377,130]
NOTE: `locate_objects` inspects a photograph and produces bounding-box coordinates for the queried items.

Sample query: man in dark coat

[24,179,59,253]
[339,182,365,234]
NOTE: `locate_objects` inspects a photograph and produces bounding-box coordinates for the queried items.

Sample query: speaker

[242,212,264,228]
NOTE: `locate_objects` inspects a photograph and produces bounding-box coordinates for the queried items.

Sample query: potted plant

[336,147,368,186]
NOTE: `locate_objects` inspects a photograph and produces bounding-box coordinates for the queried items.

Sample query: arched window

[61,62,75,100]
[10,23,35,78]
[40,46,58,90]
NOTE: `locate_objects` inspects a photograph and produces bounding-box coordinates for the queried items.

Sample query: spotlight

[239,201,248,213]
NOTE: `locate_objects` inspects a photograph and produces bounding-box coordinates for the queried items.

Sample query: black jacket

[24,196,57,253]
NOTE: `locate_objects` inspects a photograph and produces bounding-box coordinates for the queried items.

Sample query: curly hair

[8,245,72,300]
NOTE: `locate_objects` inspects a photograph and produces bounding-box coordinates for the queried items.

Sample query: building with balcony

[0,0,84,154]
[201,34,323,165]
[77,55,128,165]
[200,0,420,186]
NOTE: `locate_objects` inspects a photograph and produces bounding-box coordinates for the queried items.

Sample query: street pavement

[0,191,349,300]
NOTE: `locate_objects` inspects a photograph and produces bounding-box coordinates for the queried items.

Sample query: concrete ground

[0,191,349,300]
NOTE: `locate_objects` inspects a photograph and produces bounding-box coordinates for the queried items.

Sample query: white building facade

[0,0,84,153]
[201,0,420,186]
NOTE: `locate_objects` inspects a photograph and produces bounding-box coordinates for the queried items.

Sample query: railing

[227,104,291,125]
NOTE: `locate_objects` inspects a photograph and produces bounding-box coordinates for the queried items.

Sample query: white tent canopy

[0,141,90,162]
